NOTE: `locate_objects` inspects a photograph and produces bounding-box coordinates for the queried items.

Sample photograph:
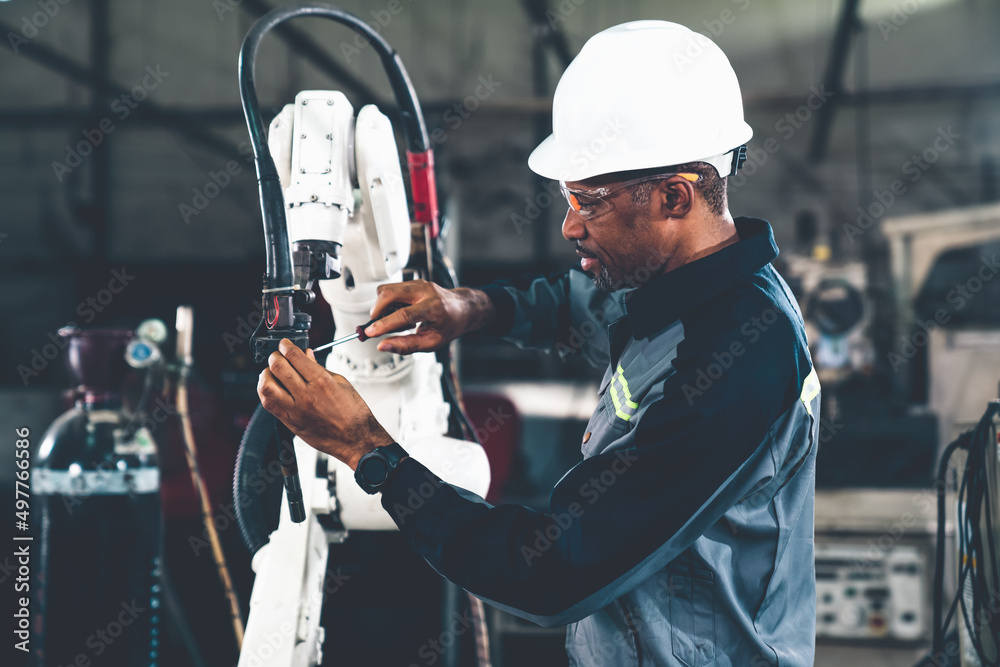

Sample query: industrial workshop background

[1,0,1000,666]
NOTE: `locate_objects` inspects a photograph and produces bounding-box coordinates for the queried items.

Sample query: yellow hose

[175,375,245,649]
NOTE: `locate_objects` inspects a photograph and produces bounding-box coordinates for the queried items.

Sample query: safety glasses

[559,172,702,220]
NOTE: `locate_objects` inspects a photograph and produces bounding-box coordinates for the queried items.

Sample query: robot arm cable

[239,2,446,527]
[239,2,437,297]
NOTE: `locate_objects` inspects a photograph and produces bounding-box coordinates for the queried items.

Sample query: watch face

[362,457,390,485]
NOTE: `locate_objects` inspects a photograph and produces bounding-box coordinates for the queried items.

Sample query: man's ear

[658,176,695,219]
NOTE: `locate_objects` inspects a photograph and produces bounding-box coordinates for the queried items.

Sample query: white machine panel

[815,541,929,641]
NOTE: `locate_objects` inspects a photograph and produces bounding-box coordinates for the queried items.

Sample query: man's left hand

[257,338,395,470]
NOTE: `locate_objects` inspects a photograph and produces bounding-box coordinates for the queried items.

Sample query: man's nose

[562,208,586,241]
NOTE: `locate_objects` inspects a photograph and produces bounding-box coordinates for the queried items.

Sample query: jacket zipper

[616,599,643,667]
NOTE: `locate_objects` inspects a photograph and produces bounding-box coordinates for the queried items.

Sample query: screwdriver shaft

[313,332,360,352]
[312,313,391,353]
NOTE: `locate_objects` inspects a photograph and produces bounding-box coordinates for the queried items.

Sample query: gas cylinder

[31,327,162,667]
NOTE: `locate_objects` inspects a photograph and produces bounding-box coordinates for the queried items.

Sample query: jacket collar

[623,217,778,339]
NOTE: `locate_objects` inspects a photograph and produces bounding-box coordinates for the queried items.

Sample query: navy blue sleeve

[476,269,621,368]
[381,290,816,626]
[477,271,573,342]
[478,283,518,337]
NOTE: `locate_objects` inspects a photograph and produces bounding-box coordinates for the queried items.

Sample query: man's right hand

[363,280,496,355]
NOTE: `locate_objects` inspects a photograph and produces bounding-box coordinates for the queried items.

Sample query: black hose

[236,9,486,663]
[239,3,474,443]
[239,2,430,293]
[235,1,459,550]
[429,237,480,444]
[233,404,283,556]
[915,629,961,667]
[932,432,970,655]
[956,402,1000,665]
[241,4,429,153]
[930,400,1000,666]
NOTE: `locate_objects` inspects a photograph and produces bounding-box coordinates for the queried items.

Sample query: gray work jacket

[380,217,819,666]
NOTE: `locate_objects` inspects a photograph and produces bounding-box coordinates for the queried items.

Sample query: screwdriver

[312,318,378,352]
[312,303,407,353]
[314,303,416,353]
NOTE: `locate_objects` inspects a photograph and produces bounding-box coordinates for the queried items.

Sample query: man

[258,21,819,666]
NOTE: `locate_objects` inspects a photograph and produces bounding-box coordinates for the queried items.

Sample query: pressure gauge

[136,318,169,344]
[125,338,161,368]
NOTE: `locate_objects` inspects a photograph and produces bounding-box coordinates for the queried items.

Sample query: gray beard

[592,267,618,293]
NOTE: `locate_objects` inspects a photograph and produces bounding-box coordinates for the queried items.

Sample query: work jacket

[379,217,819,666]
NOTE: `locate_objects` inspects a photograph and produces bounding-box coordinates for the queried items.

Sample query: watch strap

[354,442,409,494]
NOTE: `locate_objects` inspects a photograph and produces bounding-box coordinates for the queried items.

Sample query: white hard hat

[528,20,753,182]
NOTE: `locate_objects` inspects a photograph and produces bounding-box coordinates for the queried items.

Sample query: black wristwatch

[354,442,409,494]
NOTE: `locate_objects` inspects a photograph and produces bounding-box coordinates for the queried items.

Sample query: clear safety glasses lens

[559,172,702,220]
[561,187,613,219]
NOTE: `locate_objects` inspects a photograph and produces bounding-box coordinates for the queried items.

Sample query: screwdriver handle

[312,303,408,353]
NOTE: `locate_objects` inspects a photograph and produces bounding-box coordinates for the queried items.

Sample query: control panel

[815,541,929,641]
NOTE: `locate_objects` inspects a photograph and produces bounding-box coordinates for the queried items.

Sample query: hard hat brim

[527,122,754,183]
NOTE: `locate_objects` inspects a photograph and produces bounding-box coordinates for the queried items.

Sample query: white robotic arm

[238,92,491,667]
[268,90,410,283]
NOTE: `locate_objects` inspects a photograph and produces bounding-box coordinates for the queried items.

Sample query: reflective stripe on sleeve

[799,367,820,417]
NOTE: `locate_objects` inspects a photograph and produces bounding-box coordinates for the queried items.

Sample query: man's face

[561,175,663,293]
